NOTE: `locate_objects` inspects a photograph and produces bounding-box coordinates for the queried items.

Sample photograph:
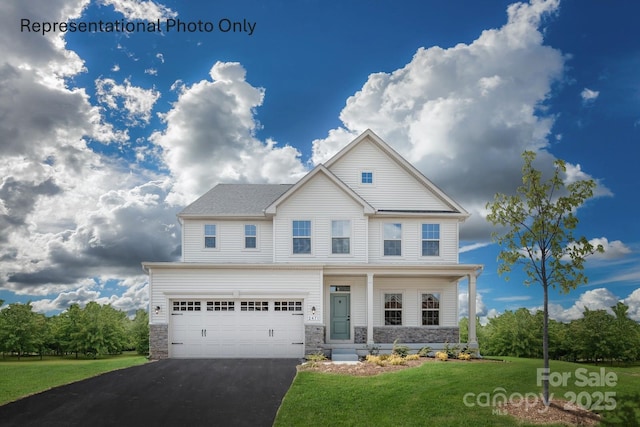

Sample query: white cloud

[102,0,177,21]
[459,290,487,319]
[623,288,640,321]
[151,61,307,205]
[95,77,161,125]
[0,0,177,315]
[310,0,608,242]
[581,87,599,104]
[459,242,492,253]
[532,287,620,322]
[588,237,632,260]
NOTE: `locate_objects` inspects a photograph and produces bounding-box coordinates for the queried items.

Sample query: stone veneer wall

[149,323,168,359]
[354,326,459,344]
[305,325,325,355]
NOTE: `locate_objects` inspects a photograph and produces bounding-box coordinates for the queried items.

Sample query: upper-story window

[331,220,351,254]
[204,224,217,248]
[361,171,373,184]
[292,220,311,254]
[383,223,402,256]
[421,224,440,256]
[244,224,257,249]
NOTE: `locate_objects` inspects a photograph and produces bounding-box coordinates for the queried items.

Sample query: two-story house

[142,130,481,359]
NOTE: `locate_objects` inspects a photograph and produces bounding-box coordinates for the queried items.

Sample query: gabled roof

[324,129,469,217]
[179,184,292,218]
[264,165,375,215]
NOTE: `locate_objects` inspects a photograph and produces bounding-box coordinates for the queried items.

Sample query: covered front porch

[306,264,482,357]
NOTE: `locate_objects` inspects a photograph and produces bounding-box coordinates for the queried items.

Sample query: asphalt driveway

[0,358,299,427]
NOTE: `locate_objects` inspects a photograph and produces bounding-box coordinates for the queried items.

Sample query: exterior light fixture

[154,306,161,314]
[311,306,316,315]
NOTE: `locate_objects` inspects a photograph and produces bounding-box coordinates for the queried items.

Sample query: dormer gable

[325,129,469,219]
[264,164,375,215]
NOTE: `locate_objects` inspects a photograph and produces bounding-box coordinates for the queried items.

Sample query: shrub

[405,354,420,361]
[418,346,432,357]
[388,355,406,365]
[366,344,380,356]
[306,352,327,362]
[435,351,448,361]
[365,354,387,366]
[457,352,471,360]
[392,339,410,358]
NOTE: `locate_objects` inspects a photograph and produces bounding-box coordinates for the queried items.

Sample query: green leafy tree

[570,308,616,363]
[482,308,542,357]
[128,309,149,355]
[0,302,41,359]
[486,151,604,403]
[610,302,640,363]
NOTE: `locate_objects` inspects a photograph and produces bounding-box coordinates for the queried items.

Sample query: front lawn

[0,353,148,405]
[274,358,640,426]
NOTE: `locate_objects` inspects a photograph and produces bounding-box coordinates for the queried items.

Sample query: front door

[330,293,350,340]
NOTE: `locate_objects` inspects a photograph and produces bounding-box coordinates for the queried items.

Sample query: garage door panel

[170,299,304,358]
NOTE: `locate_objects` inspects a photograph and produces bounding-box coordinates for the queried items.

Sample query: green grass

[0,353,148,405]
[274,358,640,427]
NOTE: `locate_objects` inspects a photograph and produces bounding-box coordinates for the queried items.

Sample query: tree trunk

[543,283,550,405]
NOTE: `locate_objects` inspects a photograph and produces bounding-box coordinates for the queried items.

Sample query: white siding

[273,173,368,263]
[149,267,323,326]
[373,278,458,327]
[182,219,273,263]
[368,217,459,264]
[328,138,452,211]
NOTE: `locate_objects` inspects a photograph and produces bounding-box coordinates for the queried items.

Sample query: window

[384,293,402,325]
[204,224,216,248]
[361,171,373,184]
[292,220,311,254]
[207,301,235,311]
[173,301,201,312]
[274,301,302,311]
[331,220,351,254]
[240,301,269,311]
[422,224,440,256]
[421,293,440,325]
[244,224,257,249]
[383,223,402,256]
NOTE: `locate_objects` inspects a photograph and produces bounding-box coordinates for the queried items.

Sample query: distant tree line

[0,300,149,359]
[461,302,640,364]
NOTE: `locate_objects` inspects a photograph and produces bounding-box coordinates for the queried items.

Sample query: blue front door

[330,293,350,340]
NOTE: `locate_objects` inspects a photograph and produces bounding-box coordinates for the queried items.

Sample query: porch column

[467,273,478,347]
[367,273,374,344]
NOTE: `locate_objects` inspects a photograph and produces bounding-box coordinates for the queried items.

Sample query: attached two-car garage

[169,299,305,358]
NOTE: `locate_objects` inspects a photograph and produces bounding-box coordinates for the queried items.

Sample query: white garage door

[169,299,304,358]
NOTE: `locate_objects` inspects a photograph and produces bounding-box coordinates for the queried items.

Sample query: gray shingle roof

[179,184,293,217]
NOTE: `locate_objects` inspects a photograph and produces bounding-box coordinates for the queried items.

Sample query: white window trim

[359,169,375,186]
[203,223,219,250]
[382,222,403,257]
[382,291,404,326]
[330,219,352,256]
[420,223,442,258]
[243,223,259,251]
[291,219,313,256]
[419,291,442,327]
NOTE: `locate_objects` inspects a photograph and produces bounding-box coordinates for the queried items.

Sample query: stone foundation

[305,325,326,355]
[353,326,459,344]
[149,323,168,359]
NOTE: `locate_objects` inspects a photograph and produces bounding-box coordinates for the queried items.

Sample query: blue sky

[1,0,638,322]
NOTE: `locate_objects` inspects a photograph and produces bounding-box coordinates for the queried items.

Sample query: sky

[1,0,638,323]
